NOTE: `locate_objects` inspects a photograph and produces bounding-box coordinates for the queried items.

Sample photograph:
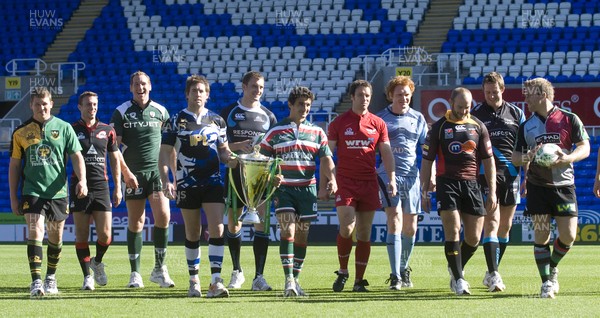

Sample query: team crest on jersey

[150,111,156,118]
[50,130,60,140]
[22,201,30,210]
[96,131,107,139]
[344,127,355,136]
[128,112,137,119]
[177,119,188,130]
[26,132,36,141]
[468,128,477,136]
[77,132,85,140]
[87,144,98,155]
[36,144,52,160]
[444,128,453,139]
[234,113,246,121]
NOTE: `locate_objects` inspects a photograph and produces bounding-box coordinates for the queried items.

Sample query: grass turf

[0,244,598,317]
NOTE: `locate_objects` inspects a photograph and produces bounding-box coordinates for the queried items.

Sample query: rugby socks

[153,226,169,269]
[482,236,500,273]
[355,240,371,282]
[127,230,142,272]
[95,237,111,263]
[534,244,551,282]
[293,243,307,279]
[445,241,463,280]
[75,242,91,276]
[185,239,200,277]
[27,240,43,281]
[46,240,62,276]
[226,230,242,271]
[550,238,572,268]
[460,242,478,268]
[336,233,353,273]
[208,237,225,283]
[253,231,270,278]
[498,236,509,265]
[386,233,401,277]
[400,234,416,273]
[279,238,294,277]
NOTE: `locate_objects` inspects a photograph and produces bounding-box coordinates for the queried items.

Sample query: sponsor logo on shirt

[444,128,453,139]
[535,133,560,144]
[345,139,373,148]
[234,113,246,121]
[96,131,107,139]
[455,125,466,132]
[448,140,476,154]
[366,128,377,134]
[77,132,85,140]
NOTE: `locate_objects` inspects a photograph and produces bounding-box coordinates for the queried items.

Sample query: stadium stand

[443,0,600,84]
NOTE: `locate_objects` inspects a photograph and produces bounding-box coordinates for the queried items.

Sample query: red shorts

[335,175,382,211]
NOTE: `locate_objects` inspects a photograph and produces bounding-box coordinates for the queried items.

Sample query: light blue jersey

[376,106,428,177]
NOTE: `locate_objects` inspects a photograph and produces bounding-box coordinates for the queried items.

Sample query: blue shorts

[377,174,421,214]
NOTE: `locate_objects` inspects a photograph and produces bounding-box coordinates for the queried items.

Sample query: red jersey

[328,110,389,181]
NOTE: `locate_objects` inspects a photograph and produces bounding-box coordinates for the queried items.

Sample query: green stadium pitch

[0,245,599,316]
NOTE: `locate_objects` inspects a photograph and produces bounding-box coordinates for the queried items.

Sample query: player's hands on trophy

[273,174,284,188]
[237,139,254,154]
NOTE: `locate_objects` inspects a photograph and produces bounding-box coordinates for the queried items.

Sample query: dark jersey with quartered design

[162,108,227,189]
[110,99,169,172]
[423,110,493,181]
[471,101,525,178]
[71,119,119,188]
[515,107,589,187]
[327,110,389,181]
[220,101,277,153]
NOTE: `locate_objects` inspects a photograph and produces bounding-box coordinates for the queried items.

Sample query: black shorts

[478,175,520,206]
[436,177,486,216]
[21,195,69,222]
[177,184,225,209]
[69,186,112,214]
[525,182,578,217]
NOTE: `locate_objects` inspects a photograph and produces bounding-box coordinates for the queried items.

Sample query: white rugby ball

[534,143,561,168]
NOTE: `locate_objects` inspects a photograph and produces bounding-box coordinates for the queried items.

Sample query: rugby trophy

[229,145,281,225]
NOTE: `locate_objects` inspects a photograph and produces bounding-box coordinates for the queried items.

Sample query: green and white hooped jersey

[110,100,169,172]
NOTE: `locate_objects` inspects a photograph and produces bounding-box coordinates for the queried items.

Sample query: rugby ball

[534,143,561,168]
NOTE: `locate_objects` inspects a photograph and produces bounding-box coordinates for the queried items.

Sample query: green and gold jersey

[110,99,169,172]
[10,116,82,199]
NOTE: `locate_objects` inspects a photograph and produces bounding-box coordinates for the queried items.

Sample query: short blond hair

[30,87,52,103]
[523,77,554,102]
[130,70,151,86]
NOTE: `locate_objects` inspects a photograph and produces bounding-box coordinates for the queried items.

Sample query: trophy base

[238,211,262,224]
